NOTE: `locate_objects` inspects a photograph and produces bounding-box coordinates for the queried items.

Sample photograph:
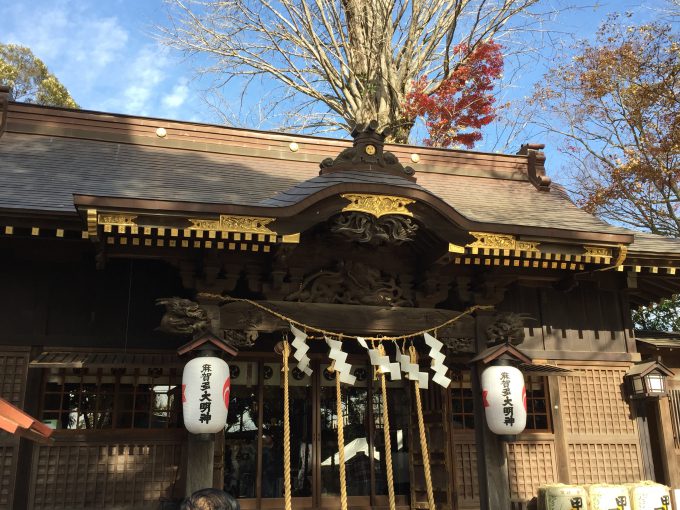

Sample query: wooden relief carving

[285,261,413,306]
[156,297,210,335]
[486,313,532,345]
[330,211,418,245]
[441,337,476,352]
[222,329,258,348]
[341,194,415,218]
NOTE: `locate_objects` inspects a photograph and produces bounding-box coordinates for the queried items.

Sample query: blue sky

[0,0,673,153]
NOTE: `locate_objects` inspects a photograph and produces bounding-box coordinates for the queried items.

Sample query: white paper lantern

[182,356,230,434]
[481,365,527,435]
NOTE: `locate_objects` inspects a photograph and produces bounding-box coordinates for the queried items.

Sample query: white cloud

[162,80,190,109]
[3,2,129,91]
[1,0,201,119]
[118,46,170,116]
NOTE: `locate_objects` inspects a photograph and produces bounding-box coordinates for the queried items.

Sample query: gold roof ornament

[341,194,415,218]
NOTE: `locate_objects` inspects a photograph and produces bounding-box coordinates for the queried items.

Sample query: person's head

[180,488,240,510]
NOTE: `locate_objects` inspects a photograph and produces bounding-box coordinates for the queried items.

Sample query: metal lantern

[481,364,527,436]
[625,359,673,400]
[182,355,230,434]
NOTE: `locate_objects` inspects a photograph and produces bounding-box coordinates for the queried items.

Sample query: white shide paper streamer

[423,332,451,388]
[290,324,313,376]
[325,337,356,385]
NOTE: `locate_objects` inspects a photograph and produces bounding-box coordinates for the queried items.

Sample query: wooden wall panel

[560,368,635,436]
[0,349,29,510]
[0,443,17,510]
[557,367,643,485]
[30,441,182,509]
[506,442,557,501]
[567,443,642,484]
[0,349,29,406]
[452,440,479,508]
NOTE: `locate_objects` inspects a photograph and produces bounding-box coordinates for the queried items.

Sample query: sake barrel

[538,483,589,510]
[627,481,671,510]
[588,484,629,510]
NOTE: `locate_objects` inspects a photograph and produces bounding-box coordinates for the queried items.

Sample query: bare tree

[532,16,680,237]
[160,0,548,143]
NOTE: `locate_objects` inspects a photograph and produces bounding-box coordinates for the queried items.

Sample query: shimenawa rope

[410,346,435,510]
[198,293,491,341]
[378,344,397,510]
[282,341,292,510]
[335,369,348,510]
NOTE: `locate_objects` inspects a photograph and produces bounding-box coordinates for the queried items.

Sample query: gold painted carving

[467,232,540,252]
[341,194,414,218]
[189,215,276,234]
[86,209,98,239]
[98,214,137,226]
[583,245,613,258]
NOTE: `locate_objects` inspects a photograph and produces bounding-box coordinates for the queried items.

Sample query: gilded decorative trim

[613,245,628,267]
[583,245,613,258]
[188,215,276,235]
[86,209,98,239]
[341,194,414,218]
[282,233,301,244]
[466,232,540,252]
[98,214,138,226]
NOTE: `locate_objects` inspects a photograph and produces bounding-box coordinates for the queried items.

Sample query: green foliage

[0,43,78,108]
[633,296,680,332]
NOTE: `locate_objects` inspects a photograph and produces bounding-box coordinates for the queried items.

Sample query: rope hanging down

[282,341,292,510]
[335,369,349,510]
[198,293,491,341]
[410,346,435,510]
[378,344,397,510]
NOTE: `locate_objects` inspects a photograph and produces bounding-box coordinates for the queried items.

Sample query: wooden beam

[218,300,476,337]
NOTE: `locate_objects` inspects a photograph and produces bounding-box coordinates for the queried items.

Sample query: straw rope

[335,370,348,510]
[378,344,396,510]
[198,293,491,341]
[282,341,292,510]
[410,346,435,510]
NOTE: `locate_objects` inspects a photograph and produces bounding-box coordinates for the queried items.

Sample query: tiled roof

[0,103,675,249]
[627,231,680,255]
[0,131,630,237]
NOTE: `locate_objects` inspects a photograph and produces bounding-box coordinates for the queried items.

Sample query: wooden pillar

[185,433,216,495]
[473,311,511,510]
[632,401,657,481]
[655,396,680,487]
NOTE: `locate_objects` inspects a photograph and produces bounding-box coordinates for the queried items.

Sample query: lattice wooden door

[409,385,455,510]
[557,366,643,484]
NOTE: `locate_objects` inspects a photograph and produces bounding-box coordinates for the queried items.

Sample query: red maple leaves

[404,41,503,149]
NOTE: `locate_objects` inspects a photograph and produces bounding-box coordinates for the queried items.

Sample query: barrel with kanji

[182,356,230,434]
[481,364,527,435]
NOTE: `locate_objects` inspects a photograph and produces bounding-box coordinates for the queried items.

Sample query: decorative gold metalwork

[86,209,98,240]
[98,214,137,226]
[583,246,613,258]
[467,232,540,252]
[448,243,466,254]
[282,233,301,244]
[341,194,414,218]
[365,144,376,155]
[515,241,541,252]
[188,215,276,234]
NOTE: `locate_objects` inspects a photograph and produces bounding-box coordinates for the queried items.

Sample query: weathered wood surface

[219,300,476,337]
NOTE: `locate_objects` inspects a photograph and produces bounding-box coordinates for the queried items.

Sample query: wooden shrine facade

[1,92,680,510]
